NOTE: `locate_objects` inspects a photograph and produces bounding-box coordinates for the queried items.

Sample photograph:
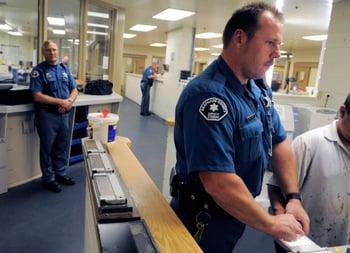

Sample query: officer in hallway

[140,62,158,116]
[170,2,310,252]
[30,40,78,193]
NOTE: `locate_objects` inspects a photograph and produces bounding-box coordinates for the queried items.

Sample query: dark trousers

[171,198,246,253]
[140,82,150,114]
[35,109,70,183]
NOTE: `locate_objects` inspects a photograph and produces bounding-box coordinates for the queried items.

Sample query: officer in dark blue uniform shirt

[140,62,158,116]
[30,40,78,193]
[171,3,310,252]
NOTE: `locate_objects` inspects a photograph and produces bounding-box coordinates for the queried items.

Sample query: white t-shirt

[269,120,350,247]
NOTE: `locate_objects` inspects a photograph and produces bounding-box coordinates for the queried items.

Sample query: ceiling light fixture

[195,47,210,51]
[211,53,220,56]
[195,32,222,39]
[8,31,23,36]
[47,17,65,26]
[150,43,166,47]
[87,23,109,29]
[88,11,109,19]
[87,31,108,36]
[302,35,328,41]
[212,44,223,49]
[53,29,66,35]
[130,24,157,32]
[123,33,136,39]
[152,8,195,21]
[0,23,12,30]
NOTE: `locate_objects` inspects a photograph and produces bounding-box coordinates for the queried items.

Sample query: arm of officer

[33,91,67,107]
[271,139,310,234]
[199,171,304,241]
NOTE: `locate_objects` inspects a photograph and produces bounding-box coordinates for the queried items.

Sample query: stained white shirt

[269,120,350,247]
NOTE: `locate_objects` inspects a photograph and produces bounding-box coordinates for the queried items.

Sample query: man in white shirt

[268,94,350,249]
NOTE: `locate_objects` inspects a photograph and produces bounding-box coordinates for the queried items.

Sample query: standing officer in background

[30,40,78,193]
[140,62,158,116]
[171,2,309,252]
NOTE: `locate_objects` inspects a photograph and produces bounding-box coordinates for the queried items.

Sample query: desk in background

[0,92,123,193]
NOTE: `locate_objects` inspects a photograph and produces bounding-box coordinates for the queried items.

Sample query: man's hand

[58,99,73,113]
[267,213,305,241]
[285,199,310,234]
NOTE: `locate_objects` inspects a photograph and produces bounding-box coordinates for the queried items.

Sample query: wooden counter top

[107,139,202,253]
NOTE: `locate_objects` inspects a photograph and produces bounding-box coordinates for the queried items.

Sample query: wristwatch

[285,192,302,202]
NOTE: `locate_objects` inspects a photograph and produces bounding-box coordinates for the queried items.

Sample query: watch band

[285,192,302,202]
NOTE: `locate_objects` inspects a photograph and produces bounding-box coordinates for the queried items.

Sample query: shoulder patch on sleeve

[31,70,39,78]
[199,97,228,121]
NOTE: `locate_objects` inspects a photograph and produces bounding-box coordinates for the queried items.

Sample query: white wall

[317,0,350,108]
[0,34,35,66]
[123,44,165,67]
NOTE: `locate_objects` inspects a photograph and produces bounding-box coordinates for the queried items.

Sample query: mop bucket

[87,112,119,143]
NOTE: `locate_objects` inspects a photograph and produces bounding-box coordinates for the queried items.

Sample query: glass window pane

[86,3,113,81]
[0,1,38,85]
[47,0,81,77]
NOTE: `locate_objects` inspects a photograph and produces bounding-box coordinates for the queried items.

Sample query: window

[86,2,113,81]
[47,0,81,77]
[0,1,38,85]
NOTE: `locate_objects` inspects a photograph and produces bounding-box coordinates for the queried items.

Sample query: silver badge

[46,72,51,79]
[62,72,68,80]
[199,97,228,121]
[31,70,39,78]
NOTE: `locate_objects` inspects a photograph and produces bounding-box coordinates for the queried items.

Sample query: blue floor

[0,97,275,253]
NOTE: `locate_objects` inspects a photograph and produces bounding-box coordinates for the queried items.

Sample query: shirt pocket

[237,118,263,162]
[48,79,58,92]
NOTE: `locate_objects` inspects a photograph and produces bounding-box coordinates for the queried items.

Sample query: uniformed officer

[30,40,78,193]
[171,2,310,252]
[140,62,158,116]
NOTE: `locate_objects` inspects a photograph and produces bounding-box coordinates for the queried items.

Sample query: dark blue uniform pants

[35,109,70,183]
[171,198,246,253]
[140,81,150,114]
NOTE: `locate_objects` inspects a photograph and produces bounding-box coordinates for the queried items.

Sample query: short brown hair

[41,40,56,55]
[222,2,283,49]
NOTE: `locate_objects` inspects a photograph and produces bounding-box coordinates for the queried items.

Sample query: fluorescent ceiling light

[150,43,166,47]
[88,11,109,19]
[280,50,287,54]
[195,32,222,39]
[130,24,157,32]
[61,46,71,49]
[123,33,136,39]
[212,44,223,49]
[302,35,328,41]
[87,23,109,29]
[47,17,65,26]
[211,53,220,56]
[87,31,108,36]
[195,47,210,51]
[53,29,66,35]
[0,24,12,30]
[152,8,195,21]
[8,31,23,36]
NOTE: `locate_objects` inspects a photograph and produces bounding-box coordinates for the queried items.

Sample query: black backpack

[84,80,113,95]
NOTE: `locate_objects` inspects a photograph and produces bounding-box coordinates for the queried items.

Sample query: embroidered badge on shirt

[46,72,51,79]
[62,72,68,80]
[199,97,228,121]
[31,70,39,78]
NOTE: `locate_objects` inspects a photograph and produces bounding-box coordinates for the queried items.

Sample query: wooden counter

[107,139,202,253]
